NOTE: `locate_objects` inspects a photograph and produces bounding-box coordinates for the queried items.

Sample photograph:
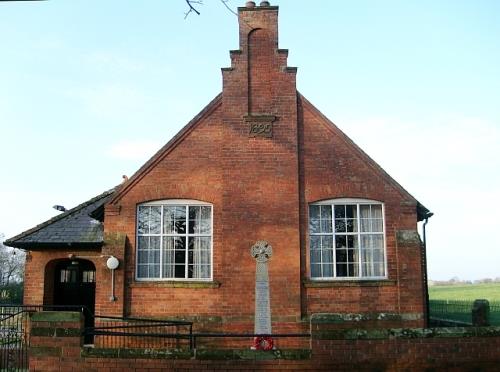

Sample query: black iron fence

[1,304,311,364]
[429,299,500,326]
[84,319,310,350]
[429,300,473,325]
[0,304,93,371]
[87,315,193,349]
[0,305,30,371]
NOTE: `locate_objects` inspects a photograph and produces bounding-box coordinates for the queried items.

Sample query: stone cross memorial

[251,240,273,349]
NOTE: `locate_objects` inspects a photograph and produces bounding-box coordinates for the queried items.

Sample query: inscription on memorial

[251,240,273,336]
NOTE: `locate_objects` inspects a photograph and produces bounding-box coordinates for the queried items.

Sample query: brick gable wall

[23,3,426,331]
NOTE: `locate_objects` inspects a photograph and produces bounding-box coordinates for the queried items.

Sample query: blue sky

[1,0,499,280]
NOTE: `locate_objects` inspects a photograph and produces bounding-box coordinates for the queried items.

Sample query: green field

[429,283,500,301]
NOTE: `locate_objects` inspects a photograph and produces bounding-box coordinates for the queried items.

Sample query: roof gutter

[3,241,103,250]
[422,211,434,326]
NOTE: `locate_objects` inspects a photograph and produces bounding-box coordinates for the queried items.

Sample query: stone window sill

[303,279,396,288]
[130,280,221,289]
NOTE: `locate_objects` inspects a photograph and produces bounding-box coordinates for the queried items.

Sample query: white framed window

[136,200,212,281]
[309,198,386,280]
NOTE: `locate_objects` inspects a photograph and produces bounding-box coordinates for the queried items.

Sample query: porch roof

[4,188,116,249]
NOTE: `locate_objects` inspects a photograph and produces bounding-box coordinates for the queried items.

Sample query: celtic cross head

[251,240,273,263]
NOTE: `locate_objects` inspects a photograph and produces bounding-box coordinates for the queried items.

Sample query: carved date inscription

[249,122,273,137]
[245,115,277,138]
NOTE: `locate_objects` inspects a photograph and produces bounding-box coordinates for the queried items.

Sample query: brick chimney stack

[222,1,297,119]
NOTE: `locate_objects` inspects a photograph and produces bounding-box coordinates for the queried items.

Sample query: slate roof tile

[4,188,116,249]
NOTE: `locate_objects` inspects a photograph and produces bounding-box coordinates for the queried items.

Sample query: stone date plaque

[245,115,277,138]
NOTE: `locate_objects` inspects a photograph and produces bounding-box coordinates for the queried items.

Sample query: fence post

[29,311,83,371]
[472,299,490,326]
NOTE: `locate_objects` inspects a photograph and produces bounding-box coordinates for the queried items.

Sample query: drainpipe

[422,212,434,326]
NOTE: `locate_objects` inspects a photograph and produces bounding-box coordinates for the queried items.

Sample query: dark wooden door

[54,259,95,343]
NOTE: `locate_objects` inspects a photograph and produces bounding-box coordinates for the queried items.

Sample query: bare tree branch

[184,0,238,19]
[0,236,25,286]
[184,0,202,19]
[219,0,238,17]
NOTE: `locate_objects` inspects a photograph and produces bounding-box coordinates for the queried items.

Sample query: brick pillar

[95,232,127,317]
[472,299,490,326]
[395,229,425,325]
[29,311,83,371]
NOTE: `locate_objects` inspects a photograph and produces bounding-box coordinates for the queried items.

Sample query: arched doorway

[52,259,96,342]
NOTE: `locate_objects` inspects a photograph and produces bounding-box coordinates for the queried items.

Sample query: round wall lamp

[106,256,119,302]
[106,256,119,270]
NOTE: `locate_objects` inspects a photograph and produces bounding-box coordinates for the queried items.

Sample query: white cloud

[108,139,162,161]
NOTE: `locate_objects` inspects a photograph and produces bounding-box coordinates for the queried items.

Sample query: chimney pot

[245,1,256,7]
[260,1,270,6]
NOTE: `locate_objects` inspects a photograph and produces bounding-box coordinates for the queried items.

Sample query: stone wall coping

[313,326,500,340]
[310,312,422,323]
[31,311,83,322]
[82,347,311,360]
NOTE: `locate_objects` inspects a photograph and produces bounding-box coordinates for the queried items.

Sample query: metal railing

[429,300,473,325]
[85,320,310,350]
[1,305,88,371]
[429,299,500,326]
[1,305,31,370]
[1,305,311,355]
[86,315,193,349]
[490,302,500,325]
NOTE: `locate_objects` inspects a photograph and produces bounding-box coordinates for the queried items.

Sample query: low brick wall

[29,312,500,371]
[312,327,500,371]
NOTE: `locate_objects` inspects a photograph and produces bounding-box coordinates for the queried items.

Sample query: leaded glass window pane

[373,262,384,276]
[322,263,333,277]
[311,264,321,277]
[150,207,161,234]
[346,205,357,218]
[371,205,382,218]
[162,237,175,278]
[189,206,211,234]
[322,249,333,263]
[335,219,346,233]
[310,235,321,250]
[320,205,332,233]
[322,235,333,249]
[138,206,150,234]
[311,250,321,263]
[334,205,345,219]
[372,218,383,233]
[309,205,320,234]
[163,206,186,234]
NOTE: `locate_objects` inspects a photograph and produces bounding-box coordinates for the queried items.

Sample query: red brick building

[6,1,431,336]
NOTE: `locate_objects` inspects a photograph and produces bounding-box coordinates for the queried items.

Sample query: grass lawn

[429,283,500,302]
